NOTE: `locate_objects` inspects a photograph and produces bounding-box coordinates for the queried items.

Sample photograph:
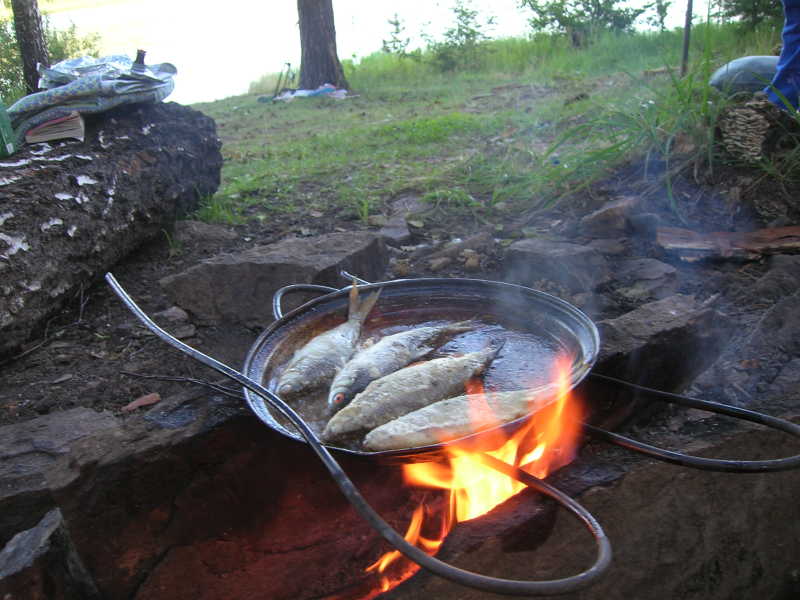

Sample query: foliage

[382,13,410,56]
[714,0,784,30]
[646,0,672,32]
[0,15,99,103]
[519,0,647,46]
[424,0,495,72]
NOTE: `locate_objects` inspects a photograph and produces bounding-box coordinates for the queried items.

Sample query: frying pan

[241,275,600,461]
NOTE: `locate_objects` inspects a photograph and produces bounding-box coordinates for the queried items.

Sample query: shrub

[0,15,100,103]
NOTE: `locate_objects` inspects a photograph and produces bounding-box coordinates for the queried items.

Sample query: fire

[364,354,585,593]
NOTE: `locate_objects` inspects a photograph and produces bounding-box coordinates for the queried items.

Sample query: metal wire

[587,373,800,472]
[105,272,612,596]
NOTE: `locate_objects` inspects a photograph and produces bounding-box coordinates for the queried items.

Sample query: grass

[192,19,785,228]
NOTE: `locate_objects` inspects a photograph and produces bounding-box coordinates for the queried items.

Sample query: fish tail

[349,286,381,325]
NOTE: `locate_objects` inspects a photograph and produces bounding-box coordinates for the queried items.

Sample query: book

[25,112,85,144]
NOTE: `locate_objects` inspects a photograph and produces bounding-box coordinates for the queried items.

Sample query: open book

[25,111,85,144]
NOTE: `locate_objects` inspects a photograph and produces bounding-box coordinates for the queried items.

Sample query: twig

[119,370,244,399]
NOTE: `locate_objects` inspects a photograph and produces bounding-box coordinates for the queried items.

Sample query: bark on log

[657,226,800,261]
[10,0,49,93]
[0,102,222,358]
[297,0,348,89]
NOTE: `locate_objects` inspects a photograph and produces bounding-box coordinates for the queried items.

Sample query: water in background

[47,0,704,105]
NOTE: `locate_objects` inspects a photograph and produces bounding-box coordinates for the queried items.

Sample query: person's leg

[767,0,800,110]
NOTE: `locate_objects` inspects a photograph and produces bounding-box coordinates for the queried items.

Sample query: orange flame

[363,354,585,594]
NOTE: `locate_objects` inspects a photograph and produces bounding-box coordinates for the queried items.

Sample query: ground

[0,85,797,428]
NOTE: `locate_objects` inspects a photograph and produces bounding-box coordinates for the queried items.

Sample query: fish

[326,320,475,410]
[362,385,560,451]
[276,283,381,397]
[321,342,502,442]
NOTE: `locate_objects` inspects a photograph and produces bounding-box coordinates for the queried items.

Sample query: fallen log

[656,226,800,261]
[0,102,222,357]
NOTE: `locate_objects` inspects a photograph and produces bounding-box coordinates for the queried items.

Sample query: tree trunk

[296,0,348,90]
[10,0,49,94]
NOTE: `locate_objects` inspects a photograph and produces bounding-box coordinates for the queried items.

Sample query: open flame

[364,354,585,593]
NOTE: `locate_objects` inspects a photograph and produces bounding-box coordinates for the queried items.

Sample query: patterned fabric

[7,56,176,145]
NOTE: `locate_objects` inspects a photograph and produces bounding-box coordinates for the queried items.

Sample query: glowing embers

[363,354,585,594]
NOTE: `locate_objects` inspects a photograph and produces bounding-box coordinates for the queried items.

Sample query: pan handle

[272,284,339,320]
[340,270,372,285]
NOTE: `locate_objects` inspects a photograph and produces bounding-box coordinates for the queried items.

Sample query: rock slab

[504,239,609,293]
[0,508,100,600]
[0,407,120,547]
[160,231,389,326]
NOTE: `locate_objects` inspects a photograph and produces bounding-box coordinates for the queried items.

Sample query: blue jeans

[767,0,800,110]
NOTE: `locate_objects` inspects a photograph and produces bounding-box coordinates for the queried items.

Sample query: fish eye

[334,393,346,404]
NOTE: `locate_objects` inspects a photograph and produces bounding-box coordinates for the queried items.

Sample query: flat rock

[588,238,628,256]
[504,239,609,293]
[595,294,731,392]
[160,231,389,326]
[0,508,100,599]
[613,258,677,302]
[379,215,413,247]
[579,196,639,236]
[0,408,120,546]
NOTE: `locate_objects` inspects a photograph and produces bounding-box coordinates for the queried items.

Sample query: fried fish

[322,343,502,441]
[276,283,380,397]
[362,385,559,451]
[326,321,475,410]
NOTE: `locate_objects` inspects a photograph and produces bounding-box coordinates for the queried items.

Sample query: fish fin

[348,278,359,316]
[350,287,381,325]
[446,319,476,334]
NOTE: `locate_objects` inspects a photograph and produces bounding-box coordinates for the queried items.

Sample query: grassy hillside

[193,21,786,228]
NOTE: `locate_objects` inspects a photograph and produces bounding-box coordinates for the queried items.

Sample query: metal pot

[242,276,599,461]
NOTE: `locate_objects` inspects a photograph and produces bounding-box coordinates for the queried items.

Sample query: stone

[429,256,452,272]
[173,220,237,245]
[579,196,639,236]
[153,306,189,322]
[390,193,425,215]
[595,294,731,393]
[367,214,388,227]
[628,212,661,238]
[160,232,389,326]
[588,238,628,256]
[0,102,222,358]
[379,214,414,247]
[392,258,411,277]
[613,258,678,302]
[749,254,800,305]
[0,508,100,600]
[0,408,121,547]
[504,239,609,293]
